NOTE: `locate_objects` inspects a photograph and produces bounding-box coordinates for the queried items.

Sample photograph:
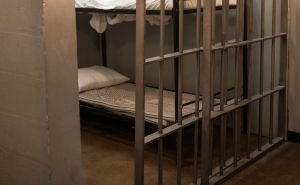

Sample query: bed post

[135,0,146,184]
[101,31,107,67]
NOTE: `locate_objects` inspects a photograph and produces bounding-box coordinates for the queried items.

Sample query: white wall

[0,0,82,184]
[288,0,300,133]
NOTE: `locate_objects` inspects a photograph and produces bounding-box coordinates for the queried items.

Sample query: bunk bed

[75,0,238,127]
[77,65,224,127]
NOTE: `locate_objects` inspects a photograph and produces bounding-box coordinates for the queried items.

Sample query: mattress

[76,0,237,33]
[79,83,220,126]
[76,0,237,11]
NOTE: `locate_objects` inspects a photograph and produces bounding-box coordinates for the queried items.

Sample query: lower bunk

[78,65,235,130]
[80,82,221,126]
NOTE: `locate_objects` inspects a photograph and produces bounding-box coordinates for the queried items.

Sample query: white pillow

[78,66,130,93]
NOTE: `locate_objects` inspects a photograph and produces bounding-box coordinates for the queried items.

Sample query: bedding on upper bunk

[76,0,237,33]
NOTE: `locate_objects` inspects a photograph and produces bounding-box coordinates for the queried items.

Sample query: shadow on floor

[80,113,274,185]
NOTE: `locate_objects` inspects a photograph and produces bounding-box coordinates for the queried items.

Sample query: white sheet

[76,0,237,10]
[76,0,237,33]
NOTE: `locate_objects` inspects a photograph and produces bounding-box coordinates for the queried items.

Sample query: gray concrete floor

[224,142,300,185]
[80,113,300,185]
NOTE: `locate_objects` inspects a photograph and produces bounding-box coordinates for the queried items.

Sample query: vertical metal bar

[178,0,184,127]
[158,0,165,133]
[195,0,201,118]
[247,0,253,100]
[201,0,212,184]
[135,0,146,184]
[269,0,276,144]
[158,139,163,185]
[220,115,226,175]
[271,2,277,91]
[211,0,216,110]
[158,1,165,184]
[278,0,288,139]
[234,0,240,106]
[177,1,184,184]
[209,0,216,176]
[246,0,253,159]
[193,112,199,183]
[260,0,265,95]
[220,0,228,170]
[270,93,274,143]
[173,0,179,123]
[224,0,229,105]
[233,0,240,167]
[234,109,239,167]
[193,123,199,184]
[242,0,248,134]
[177,130,182,185]
[172,2,180,184]
[258,0,265,152]
[237,0,245,159]
[221,0,229,108]
[210,0,216,171]
[193,0,201,183]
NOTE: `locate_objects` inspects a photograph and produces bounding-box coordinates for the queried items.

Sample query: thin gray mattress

[79,83,219,126]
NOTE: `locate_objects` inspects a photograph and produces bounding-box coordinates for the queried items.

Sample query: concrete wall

[76,13,101,68]
[249,0,282,136]
[0,0,82,184]
[288,0,300,133]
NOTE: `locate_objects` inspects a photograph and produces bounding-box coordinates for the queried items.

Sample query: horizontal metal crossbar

[76,8,173,15]
[145,33,286,65]
[191,137,285,185]
[144,116,201,145]
[145,47,203,64]
[213,33,287,51]
[211,86,285,119]
[144,86,284,145]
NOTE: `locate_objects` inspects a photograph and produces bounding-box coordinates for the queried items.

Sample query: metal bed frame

[76,1,237,126]
[135,0,288,185]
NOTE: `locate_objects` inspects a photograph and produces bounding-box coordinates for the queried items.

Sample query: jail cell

[135,0,288,184]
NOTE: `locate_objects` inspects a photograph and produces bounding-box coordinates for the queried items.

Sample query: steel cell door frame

[135,0,289,184]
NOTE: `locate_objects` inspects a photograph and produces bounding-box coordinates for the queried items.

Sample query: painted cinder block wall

[0,0,82,184]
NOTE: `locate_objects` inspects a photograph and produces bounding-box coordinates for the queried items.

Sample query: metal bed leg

[101,31,107,67]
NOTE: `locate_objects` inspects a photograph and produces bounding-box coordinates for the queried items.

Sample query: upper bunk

[75,0,237,33]
[76,0,237,14]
